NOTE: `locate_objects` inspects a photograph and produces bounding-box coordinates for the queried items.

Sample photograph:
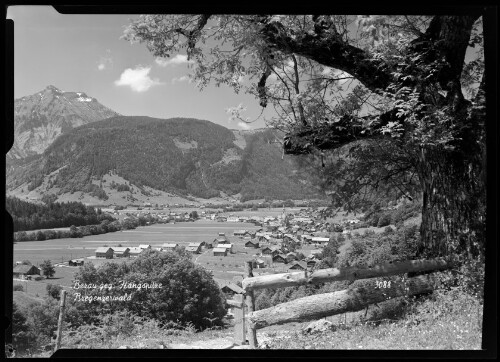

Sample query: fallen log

[247,274,436,330]
[242,258,454,292]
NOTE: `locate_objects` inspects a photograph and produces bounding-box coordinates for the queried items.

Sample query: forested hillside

[7,116,321,202]
[6,196,114,231]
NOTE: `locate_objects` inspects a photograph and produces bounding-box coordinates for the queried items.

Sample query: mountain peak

[45,85,62,93]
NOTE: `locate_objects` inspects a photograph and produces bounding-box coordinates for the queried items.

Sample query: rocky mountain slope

[9,85,119,159]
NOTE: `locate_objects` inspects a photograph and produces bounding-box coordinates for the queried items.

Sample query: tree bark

[247,274,437,329]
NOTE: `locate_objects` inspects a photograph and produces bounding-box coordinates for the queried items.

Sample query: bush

[13,284,24,292]
[377,214,391,228]
[71,249,226,330]
[46,284,63,299]
[35,231,46,241]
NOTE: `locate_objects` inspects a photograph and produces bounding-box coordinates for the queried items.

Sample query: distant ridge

[7,116,322,204]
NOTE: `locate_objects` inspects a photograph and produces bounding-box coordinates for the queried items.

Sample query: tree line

[7,196,115,232]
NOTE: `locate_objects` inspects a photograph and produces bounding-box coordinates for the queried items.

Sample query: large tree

[123,14,486,259]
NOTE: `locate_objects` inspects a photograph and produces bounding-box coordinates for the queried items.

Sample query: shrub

[13,284,24,292]
[35,231,46,241]
[377,214,391,228]
[71,250,226,330]
[46,284,63,299]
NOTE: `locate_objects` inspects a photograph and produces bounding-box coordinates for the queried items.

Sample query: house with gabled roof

[113,247,130,258]
[95,247,114,259]
[162,243,179,251]
[186,242,203,254]
[216,243,233,253]
[289,261,308,271]
[272,253,287,264]
[213,247,228,256]
[138,244,152,250]
[234,230,247,236]
[261,246,273,255]
[13,264,40,279]
[244,240,260,248]
[129,247,144,257]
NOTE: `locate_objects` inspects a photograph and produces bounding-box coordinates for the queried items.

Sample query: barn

[13,264,41,279]
[216,243,233,253]
[213,247,228,257]
[68,259,84,266]
[162,243,178,251]
[186,242,203,254]
[95,247,114,259]
[113,247,130,258]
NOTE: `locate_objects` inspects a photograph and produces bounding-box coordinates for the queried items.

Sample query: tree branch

[283,108,399,155]
[259,18,393,94]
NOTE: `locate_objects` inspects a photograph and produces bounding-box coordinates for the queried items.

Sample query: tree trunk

[416,144,485,259]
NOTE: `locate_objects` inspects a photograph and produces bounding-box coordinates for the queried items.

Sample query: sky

[7,8,482,131]
[7,6,270,130]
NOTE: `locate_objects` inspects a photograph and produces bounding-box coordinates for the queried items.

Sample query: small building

[186,242,203,254]
[162,243,179,251]
[13,264,41,279]
[234,230,247,236]
[286,252,298,263]
[244,240,260,248]
[218,232,226,237]
[129,247,144,257]
[261,246,273,255]
[255,258,266,268]
[259,234,271,243]
[272,254,287,264]
[311,237,330,244]
[213,237,228,244]
[138,244,152,250]
[289,261,307,271]
[220,283,245,296]
[216,243,233,253]
[113,247,130,258]
[213,247,228,257]
[283,234,300,244]
[69,259,84,267]
[95,247,114,259]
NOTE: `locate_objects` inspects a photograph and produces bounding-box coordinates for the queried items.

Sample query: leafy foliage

[69,249,226,330]
[6,196,115,232]
[39,260,55,278]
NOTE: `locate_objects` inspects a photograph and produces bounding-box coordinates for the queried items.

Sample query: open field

[13,220,262,296]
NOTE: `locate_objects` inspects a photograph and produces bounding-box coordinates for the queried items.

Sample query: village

[12,207,364,296]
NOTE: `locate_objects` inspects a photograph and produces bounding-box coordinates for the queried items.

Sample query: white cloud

[114,66,163,92]
[171,75,191,84]
[98,63,106,71]
[155,54,193,67]
[237,121,251,130]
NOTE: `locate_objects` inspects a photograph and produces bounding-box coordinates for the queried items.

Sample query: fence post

[233,294,246,345]
[245,261,258,348]
[54,290,67,352]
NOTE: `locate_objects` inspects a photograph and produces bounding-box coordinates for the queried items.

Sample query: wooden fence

[226,258,456,348]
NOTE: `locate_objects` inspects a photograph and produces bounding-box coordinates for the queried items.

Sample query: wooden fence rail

[228,257,456,348]
[242,258,455,292]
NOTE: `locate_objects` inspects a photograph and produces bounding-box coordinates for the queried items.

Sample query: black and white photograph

[4,5,496,358]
